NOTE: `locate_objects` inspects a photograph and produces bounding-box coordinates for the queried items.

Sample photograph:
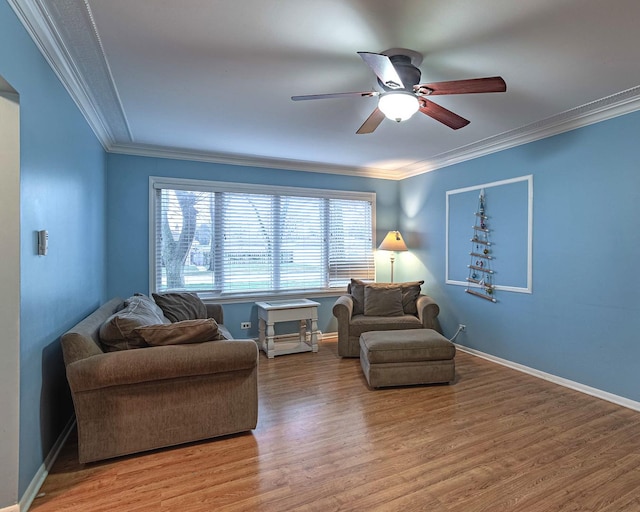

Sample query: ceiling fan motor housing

[378,55,421,92]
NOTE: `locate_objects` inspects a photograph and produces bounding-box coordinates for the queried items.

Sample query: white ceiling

[10,0,640,179]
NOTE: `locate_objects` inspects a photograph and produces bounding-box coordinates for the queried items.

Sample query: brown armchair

[332,280,441,357]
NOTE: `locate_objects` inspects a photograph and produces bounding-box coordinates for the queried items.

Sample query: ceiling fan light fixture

[378,91,419,122]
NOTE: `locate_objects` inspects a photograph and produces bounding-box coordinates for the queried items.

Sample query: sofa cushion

[364,285,404,316]
[349,314,423,339]
[152,292,207,322]
[359,329,455,364]
[131,318,222,346]
[99,295,168,351]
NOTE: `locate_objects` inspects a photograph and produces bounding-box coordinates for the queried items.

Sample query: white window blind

[328,198,373,286]
[150,177,375,297]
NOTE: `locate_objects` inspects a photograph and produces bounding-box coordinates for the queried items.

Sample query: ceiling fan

[291,49,506,134]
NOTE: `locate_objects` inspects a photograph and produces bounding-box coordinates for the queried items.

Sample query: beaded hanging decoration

[466,189,497,302]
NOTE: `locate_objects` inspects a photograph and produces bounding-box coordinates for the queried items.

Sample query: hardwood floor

[31,339,640,511]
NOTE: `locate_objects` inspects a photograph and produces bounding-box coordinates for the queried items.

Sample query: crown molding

[110,86,640,180]
[10,0,640,180]
[107,142,400,180]
[7,0,130,146]
[397,86,640,178]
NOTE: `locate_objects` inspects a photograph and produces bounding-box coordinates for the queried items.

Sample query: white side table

[255,299,321,358]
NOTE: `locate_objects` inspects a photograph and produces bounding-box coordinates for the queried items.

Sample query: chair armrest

[416,294,440,331]
[66,340,258,393]
[333,295,353,321]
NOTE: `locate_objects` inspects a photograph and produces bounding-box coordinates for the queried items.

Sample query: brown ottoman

[359,329,456,388]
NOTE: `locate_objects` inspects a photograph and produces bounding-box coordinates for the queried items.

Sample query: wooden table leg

[258,318,266,355]
[310,317,318,353]
[266,320,275,358]
[299,320,306,345]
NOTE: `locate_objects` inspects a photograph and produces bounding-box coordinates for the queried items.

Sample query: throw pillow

[152,292,207,322]
[363,285,404,316]
[133,292,171,322]
[131,318,221,346]
[349,278,369,316]
[99,295,168,351]
[400,280,424,315]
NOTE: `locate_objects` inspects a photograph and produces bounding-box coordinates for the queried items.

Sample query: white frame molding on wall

[445,175,533,294]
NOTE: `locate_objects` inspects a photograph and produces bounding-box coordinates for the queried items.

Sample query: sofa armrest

[205,303,224,324]
[416,294,440,331]
[332,295,353,344]
[66,340,258,393]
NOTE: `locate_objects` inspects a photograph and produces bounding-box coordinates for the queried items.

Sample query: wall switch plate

[38,229,48,255]
[241,322,251,329]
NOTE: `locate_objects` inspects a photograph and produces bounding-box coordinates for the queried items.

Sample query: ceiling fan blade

[357,52,404,90]
[415,76,506,96]
[419,99,470,130]
[291,91,379,101]
[356,108,385,134]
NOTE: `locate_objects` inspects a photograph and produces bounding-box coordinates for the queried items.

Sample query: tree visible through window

[151,178,375,297]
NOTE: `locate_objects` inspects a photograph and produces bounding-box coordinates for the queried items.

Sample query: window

[150,177,375,298]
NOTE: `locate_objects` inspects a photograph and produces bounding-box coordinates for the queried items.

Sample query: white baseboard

[0,503,19,512]
[296,333,639,410]
[456,344,640,412]
[19,416,76,512]
[322,332,338,342]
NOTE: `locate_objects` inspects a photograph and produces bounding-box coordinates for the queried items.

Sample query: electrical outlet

[241,322,251,330]
[459,324,466,332]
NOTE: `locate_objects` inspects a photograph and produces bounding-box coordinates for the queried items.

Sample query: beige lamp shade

[378,231,408,252]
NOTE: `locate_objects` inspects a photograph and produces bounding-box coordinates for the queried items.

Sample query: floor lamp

[378,230,408,283]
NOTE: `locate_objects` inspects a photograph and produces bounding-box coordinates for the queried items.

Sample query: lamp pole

[389,252,396,283]
[378,230,408,283]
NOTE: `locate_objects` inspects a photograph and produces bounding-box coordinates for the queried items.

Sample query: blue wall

[105,153,398,337]
[399,111,640,402]
[0,0,107,504]
[5,0,640,504]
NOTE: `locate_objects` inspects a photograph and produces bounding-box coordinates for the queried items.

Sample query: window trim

[148,176,376,300]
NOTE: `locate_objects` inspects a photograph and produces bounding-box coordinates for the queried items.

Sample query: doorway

[0,73,20,509]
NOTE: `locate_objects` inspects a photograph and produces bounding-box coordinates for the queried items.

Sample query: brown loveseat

[333,279,441,357]
[61,296,258,463]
